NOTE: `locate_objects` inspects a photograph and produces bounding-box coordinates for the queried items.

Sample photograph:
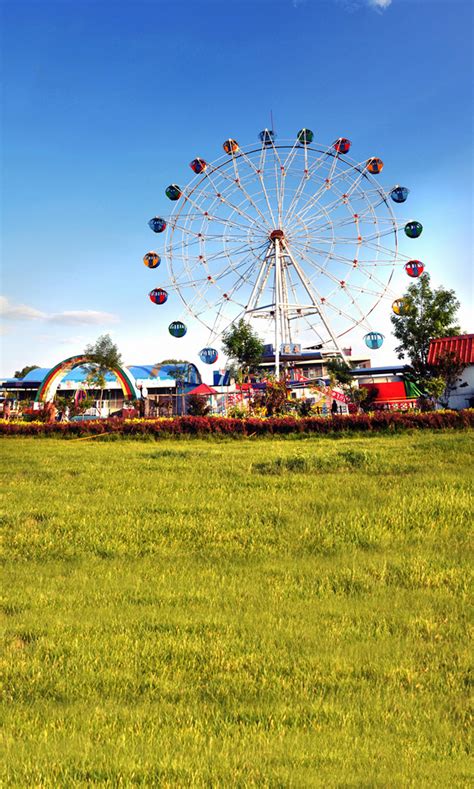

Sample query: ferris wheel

[145,129,425,373]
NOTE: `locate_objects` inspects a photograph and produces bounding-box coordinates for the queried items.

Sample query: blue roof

[129,363,200,383]
[350,365,407,375]
[20,368,50,382]
[8,362,201,385]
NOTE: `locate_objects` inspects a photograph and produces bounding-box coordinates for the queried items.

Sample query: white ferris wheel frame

[161,137,412,375]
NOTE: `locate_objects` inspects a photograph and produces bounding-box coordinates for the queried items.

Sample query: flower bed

[1,410,473,437]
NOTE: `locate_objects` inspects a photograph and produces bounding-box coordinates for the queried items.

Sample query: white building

[428,334,474,410]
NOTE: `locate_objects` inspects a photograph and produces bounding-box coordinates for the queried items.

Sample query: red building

[427,334,474,410]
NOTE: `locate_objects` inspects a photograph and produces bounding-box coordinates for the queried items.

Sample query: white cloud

[0,297,119,326]
[49,310,119,325]
[0,296,46,321]
[368,0,392,9]
[336,0,393,10]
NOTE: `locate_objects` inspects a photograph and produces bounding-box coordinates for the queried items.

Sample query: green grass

[1,433,473,786]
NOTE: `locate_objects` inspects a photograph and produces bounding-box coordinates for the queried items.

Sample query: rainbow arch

[35,355,140,403]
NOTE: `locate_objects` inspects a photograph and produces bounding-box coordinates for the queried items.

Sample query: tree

[251,377,289,416]
[326,358,353,387]
[428,350,467,408]
[221,319,264,380]
[325,357,374,411]
[390,273,460,380]
[84,334,122,412]
[161,360,193,415]
[14,364,39,379]
[187,394,210,416]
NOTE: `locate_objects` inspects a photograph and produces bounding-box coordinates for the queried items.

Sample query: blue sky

[1,0,472,378]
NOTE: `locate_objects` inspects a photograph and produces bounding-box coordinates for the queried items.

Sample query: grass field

[1,432,473,786]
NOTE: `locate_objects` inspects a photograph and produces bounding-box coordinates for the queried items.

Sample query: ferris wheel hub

[269,229,285,240]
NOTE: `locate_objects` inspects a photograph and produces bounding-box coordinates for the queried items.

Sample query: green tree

[222,319,264,381]
[84,334,122,413]
[187,394,210,416]
[14,364,39,379]
[160,361,193,415]
[325,357,377,411]
[390,273,460,379]
[428,350,467,408]
[326,358,353,387]
[251,377,289,417]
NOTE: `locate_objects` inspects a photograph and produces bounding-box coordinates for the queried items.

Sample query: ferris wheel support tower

[245,229,350,377]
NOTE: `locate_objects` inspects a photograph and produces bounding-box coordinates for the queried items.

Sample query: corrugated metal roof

[19,368,50,382]
[12,363,201,385]
[427,335,474,365]
[350,365,406,375]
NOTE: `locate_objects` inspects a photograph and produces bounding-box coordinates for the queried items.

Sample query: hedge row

[1,410,473,438]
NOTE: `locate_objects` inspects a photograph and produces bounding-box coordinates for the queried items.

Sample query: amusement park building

[1,362,201,415]
[256,346,372,381]
[428,334,474,409]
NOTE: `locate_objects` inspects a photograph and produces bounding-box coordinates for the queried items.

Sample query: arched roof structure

[35,355,140,403]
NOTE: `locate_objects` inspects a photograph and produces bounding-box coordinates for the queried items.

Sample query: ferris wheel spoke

[289,242,356,292]
[204,238,265,268]
[346,269,395,301]
[353,263,398,295]
[210,250,260,289]
[288,240,393,304]
[191,186,267,231]
[360,238,400,260]
[298,160,372,223]
[321,297,371,334]
[289,240,360,269]
[174,278,219,323]
[258,143,278,227]
[178,177,269,233]
[268,140,285,226]
[204,166,271,231]
[302,214,362,237]
[230,172,276,230]
[173,228,255,247]
[328,286,374,330]
[284,158,344,226]
[299,185,383,231]
[218,264,260,306]
[338,279,390,300]
[234,147,277,227]
[166,236,201,256]
[280,137,306,177]
[283,146,334,224]
[170,211,253,236]
[361,225,402,244]
[288,162,369,227]
[291,194,366,237]
[205,296,230,344]
[286,198,352,237]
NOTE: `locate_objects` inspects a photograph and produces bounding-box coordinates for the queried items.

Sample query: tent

[187,383,218,397]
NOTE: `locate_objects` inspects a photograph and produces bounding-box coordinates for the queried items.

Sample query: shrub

[0,410,473,438]
[187,395,210,417]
